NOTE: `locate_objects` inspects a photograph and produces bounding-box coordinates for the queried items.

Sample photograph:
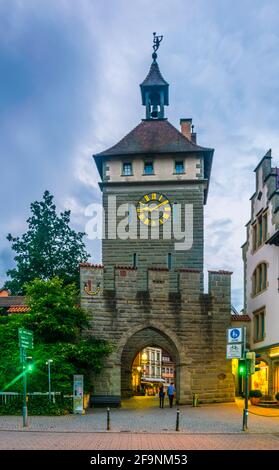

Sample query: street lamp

[46,359,53,401]
[137,366,142,391]
[141,352,148,364]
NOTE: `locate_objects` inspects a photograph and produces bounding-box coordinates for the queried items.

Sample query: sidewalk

[0,397,279,434]
[1,430,279,450]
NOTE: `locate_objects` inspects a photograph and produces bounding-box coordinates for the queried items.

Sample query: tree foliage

[5,190,90,294]
[0,278,112,394]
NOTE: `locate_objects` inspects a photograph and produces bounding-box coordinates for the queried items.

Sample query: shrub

[249,389,262,398]
[0,395,73,416]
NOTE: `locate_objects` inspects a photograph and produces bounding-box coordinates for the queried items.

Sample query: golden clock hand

[149,200,168,212]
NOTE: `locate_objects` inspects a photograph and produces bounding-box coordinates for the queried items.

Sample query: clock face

[137,192,171,226]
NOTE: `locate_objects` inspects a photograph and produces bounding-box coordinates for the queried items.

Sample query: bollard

[107,407,110,430]
[192,393,199,407]
[176,408,180,431]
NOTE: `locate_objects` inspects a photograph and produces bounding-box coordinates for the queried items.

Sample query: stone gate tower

[80,39,235,405]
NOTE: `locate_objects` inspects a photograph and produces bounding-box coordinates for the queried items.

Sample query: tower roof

[140,58,169,106]
[140,59,169,87]
[93,119,214,201]
[94,119,211,158]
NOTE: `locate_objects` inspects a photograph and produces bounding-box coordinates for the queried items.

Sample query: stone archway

[120,326,181,402]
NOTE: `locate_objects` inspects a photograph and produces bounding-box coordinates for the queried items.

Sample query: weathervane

[152,32,163,60]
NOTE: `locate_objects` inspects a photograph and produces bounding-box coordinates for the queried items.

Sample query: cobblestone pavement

[1,430,279,449]
[0,397,279,435]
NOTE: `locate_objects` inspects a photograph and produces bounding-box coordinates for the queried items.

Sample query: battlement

[80,264,232,304]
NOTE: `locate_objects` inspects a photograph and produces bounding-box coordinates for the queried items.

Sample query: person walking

[167,383,175,408]
[159,384,165,408]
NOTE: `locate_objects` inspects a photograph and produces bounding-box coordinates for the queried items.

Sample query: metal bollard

[176,408,180,431]
[107,407,110,430]
[192,393,199,407]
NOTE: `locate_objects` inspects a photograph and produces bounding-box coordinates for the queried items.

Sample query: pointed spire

[140,33,169,120]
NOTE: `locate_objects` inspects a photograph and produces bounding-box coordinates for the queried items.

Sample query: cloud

[1,0,279,310]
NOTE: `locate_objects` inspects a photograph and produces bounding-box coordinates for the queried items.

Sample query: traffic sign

[18,328,34,350]
[227,328,243,344]
[226,343,243,359]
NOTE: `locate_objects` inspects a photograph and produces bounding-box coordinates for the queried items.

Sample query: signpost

[73,375,84,414]
[226,326,249,430]
[18,328,34,427]
[226,343,243,359]
[19,328,34,350]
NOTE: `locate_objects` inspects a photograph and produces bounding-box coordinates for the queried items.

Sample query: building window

[144,161,154,175]
[167,253,172,270]
[252,262,268,296]
[252,224,257,252]
[122,162,133,176]
[253,308,265,342]
[174,160,184,174]
[252,210,268,252]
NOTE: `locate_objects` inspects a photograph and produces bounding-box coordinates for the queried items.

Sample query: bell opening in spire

[139,33,169,120]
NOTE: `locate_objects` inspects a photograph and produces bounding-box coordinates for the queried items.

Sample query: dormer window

[144,161,154,175]
[175,160,184,174]
[122,162,133,176]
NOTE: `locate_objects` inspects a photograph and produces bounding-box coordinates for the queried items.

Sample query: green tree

[5,190,90,294]
[0,278,112,394]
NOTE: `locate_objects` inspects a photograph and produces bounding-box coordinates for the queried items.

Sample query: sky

[1,0,279,310]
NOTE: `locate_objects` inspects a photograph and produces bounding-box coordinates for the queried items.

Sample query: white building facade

[242,150,279,398]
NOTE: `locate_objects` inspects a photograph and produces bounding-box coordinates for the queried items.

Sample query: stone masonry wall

[80,264,235,405]
[102,184,204,292]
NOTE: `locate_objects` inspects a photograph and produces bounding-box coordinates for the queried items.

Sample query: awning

[141,378,165,383]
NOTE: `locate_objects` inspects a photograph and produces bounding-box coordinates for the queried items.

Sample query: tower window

[122,162,133,176]
[133,253,138,268]
[144,161,154,175]
[167,253,172,270]
[175,161,185,174]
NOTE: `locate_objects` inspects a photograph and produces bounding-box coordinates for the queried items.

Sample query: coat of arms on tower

[84,279,101,296]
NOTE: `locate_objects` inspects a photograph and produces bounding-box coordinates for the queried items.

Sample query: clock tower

[93,43,214,292]
[80,36,235,406]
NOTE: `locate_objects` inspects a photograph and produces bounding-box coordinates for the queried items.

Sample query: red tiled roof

[93,119,214,203]
[95,120,212,159]
[208,270,233,275]
[7,305,30,313]
[231,315,251,322]
[79,263,104,269]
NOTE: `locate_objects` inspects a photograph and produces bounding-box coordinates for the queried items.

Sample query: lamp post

[46,359,53,401]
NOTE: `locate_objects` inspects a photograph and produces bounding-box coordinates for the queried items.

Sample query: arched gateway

[120,326,181,399]
[80,38,235,406]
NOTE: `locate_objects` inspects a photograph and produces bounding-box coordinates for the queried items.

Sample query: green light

[26,357,34,373]
[239,365,245,375]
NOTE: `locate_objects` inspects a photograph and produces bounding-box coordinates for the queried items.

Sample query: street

[0,397,279,449]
